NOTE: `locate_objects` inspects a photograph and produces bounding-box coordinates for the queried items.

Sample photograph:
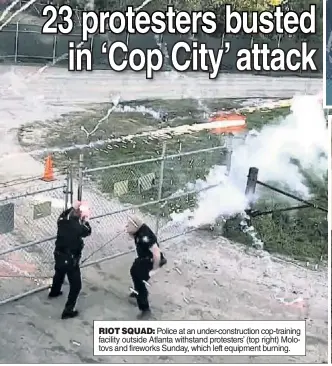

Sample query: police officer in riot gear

[126,215,166,319]
[48,202,91,319]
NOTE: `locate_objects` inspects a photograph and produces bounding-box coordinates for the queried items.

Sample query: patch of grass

[223,174,328,261]
[29,99,289,214]
[22,98,289,165]
[18,98,327,260]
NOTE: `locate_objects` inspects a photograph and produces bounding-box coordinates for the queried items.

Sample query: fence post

[77,154,84,201]
[52,34,57,63]
[220,32,224,48]
[69,165,74,205]
[90,34,94,68]
[14,22,19,63]
[90,34,94,52]
[245,167,258,196]
[245,167,259,211]
[64,169,69,209]
[277,34,282,48]
[242,167,259,232]
[125,32,130,60]
[155,142,167,235]
[224,135,232,175]
[75,8,81,26]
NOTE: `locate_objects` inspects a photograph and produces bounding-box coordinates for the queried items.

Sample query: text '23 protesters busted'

[127,215,167,319]
[48,201,92,319]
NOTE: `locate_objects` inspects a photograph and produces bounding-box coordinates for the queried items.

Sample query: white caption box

[93,320,306,356]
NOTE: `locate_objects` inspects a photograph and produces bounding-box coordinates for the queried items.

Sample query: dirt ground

[0,66,326,364]
[0,231,328,364]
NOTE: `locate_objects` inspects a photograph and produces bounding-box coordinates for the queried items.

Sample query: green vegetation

[224,177,327,261]
[19,98,327,261]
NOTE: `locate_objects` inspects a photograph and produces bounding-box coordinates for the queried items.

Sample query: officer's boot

[61,307,79,319]
[136,295,151,319]
[137,309,152,320]
[48,290,63,298]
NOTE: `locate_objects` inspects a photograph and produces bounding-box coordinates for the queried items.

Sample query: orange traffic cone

[41,155,55,182]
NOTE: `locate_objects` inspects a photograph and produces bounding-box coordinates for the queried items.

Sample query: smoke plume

[171,94,327,228]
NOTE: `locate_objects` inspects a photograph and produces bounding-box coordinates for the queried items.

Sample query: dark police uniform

[130,224,166,315]
[49,207,91,319]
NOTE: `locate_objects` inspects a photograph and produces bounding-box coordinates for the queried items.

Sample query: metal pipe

[0,217,321,306]
[75,7,81,26]
[0,226,200,305]
[77,154,84,201]
[155,142,166,235]
[257,180,328,212]
[81,232,122,264]
[250,204,311,217]
[125,32,130,60]
[69,166,74,205]
[225,135,233,175]
[14,22,19,63]
[89,180,223,221]
[0,181,222,256]
[64,170,69,210]
[161,227,198,243]
[0,228,200,305]
[52,34,57,63]
[86,156,163,173]
[90,34,94,53]
[0,185,65,203]
[80,249,135,268]
[80,227,199,267]
[84,145,226,174]
[0,236,55,257]
[245,167,259,197]
[0,284,50,306]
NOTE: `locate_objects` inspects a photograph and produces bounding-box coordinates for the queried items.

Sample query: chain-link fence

[0,139,327,303]
[78,143,229,265]
[0,142,231,303]
[0,178,70,302]
[77,141,327,269]
[0,2,323,74]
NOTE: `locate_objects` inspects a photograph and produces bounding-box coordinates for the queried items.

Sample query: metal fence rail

[0,141,327,304]
[79,143,228,263]
[0,177,70,302]
[0,22,323,74]
[242,167,328,260]
[0,144,229,302]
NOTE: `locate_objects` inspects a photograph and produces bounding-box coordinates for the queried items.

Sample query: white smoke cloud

[171,94,327,228]
[116,104,162,119]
